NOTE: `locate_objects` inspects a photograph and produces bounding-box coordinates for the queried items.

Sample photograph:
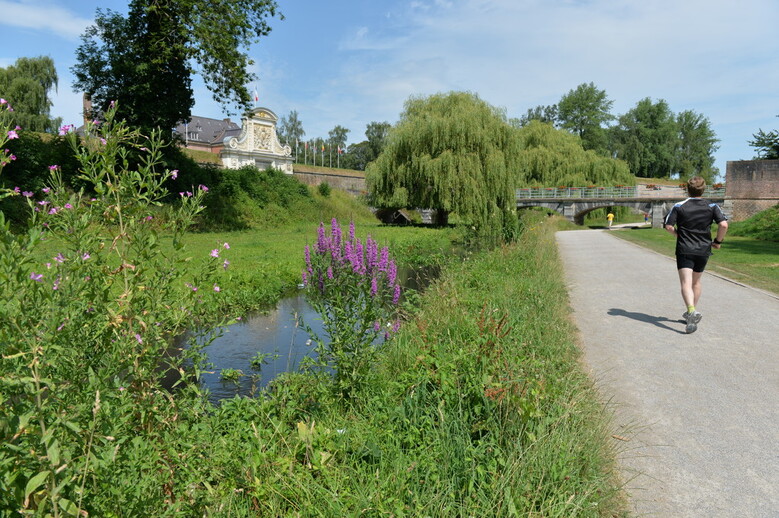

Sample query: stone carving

[220,107,293,174]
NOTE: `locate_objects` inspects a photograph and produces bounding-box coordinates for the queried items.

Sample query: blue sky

[2,0,778,178]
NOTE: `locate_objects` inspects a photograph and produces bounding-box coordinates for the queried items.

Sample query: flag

[252,87,259,103]
[321,144,325,152]
[305,142,308,149]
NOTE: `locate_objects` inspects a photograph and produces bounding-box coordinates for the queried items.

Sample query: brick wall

[726,160,779,198]
[725,160,779,221]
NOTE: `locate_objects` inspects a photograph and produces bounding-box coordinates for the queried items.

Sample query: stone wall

[725,160,779,221]
[292,169,366,196]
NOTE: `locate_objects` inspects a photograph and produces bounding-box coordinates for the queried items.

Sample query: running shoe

[682,311,703,324]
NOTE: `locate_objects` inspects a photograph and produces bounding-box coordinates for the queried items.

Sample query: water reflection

[200,264,440,402]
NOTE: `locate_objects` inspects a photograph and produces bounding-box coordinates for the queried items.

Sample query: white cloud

[0,1,92,40]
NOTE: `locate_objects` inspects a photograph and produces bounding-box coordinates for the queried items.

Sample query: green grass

[610,226,779,295]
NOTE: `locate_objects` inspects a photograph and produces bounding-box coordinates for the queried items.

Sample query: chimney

[82,93,93,125]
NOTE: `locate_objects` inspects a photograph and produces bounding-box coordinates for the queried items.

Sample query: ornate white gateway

[220,107,293,174]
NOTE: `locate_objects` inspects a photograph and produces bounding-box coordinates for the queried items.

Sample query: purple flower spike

[316,222,327,253]
[370,277,378,297]
[379,247,389,271]
[348,221,355,242]
[392,283,401,304]
[388,260,397,286]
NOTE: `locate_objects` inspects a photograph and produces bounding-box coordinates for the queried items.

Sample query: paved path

[556,230,779,518]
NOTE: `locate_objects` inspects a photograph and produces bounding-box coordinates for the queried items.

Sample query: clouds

[0,0,92,40]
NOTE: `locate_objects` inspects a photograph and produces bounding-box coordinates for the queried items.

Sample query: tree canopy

[515,121,632,187]
[0,56,61,132]
[556,82,614,155]
[675,110,719,181]
[278,110,305,146]
[367,91,523,235]
[609,98,678,178]
[749,116,779,159]
[72,0,282,134]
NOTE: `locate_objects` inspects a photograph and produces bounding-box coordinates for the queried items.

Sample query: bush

[317,181,331,197]
[198,166,311,230]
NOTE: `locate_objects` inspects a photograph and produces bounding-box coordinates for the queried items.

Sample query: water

[199,265,439,402]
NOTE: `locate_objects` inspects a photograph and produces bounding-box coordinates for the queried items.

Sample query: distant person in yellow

[607,211,615,229]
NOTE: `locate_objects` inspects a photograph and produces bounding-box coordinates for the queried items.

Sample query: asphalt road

[556,229,779,518]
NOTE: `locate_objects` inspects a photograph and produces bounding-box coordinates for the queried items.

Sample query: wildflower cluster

[302,218,402,394]
[0,101,230,514]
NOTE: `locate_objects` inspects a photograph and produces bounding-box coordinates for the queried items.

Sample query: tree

[749,116,779,159]
[364,121,391,162]
[72,0,281,134]
[557,82,614,154]
[340,141,371,171]
[610,98,678,178]
[675,110,719,182]
[516,120,632,187]
[328,125,350,151]
[278,109,305,147]
[0,56,61,132]
[366,91,523,239]
[516,104,558,127]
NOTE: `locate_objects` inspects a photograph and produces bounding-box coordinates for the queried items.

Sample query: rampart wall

[725,160,779,221]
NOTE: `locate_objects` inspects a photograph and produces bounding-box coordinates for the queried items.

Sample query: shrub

[198,166,311,230]
[0,102,230,515]
[317,181,331,197]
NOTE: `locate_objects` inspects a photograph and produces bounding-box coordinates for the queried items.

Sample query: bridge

[516,185,728,228]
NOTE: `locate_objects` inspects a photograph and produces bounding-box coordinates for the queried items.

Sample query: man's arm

[712,220,728,249]
[665,224,678,238]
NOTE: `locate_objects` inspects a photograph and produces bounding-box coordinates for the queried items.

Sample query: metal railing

[516,186,726,200]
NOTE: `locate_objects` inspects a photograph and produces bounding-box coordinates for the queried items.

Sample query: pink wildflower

[7,130,18,139]
[210,249,220,258]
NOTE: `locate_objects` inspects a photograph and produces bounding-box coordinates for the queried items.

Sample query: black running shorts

[676,253,709,273]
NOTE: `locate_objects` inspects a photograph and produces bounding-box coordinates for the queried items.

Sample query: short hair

[687,176,706,197]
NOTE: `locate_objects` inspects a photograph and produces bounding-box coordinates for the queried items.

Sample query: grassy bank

[195,211,627,516]
[610,226,779,295]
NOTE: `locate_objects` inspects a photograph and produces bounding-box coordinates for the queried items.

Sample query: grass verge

[610,226,779,295]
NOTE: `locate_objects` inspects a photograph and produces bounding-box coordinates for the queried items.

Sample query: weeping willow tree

[516,120,633,187]
[0,56,61,133]
[367,92,523,242]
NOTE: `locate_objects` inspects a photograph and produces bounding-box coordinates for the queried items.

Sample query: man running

[664,176,728,334]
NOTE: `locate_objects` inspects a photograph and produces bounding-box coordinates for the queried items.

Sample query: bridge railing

[516,186,726,200]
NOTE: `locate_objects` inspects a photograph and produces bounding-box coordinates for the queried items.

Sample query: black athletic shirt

[664,198,727,256]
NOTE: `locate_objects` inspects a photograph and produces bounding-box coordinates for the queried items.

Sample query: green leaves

[72,0,282,131]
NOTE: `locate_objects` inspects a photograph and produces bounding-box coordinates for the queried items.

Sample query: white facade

[220,107,293,174]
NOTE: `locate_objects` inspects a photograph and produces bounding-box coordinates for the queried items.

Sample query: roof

[173,115,241,145]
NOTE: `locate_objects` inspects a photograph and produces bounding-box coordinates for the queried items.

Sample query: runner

[663,176,728,333]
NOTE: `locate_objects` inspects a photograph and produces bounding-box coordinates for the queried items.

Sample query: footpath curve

[556,230,778,517]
